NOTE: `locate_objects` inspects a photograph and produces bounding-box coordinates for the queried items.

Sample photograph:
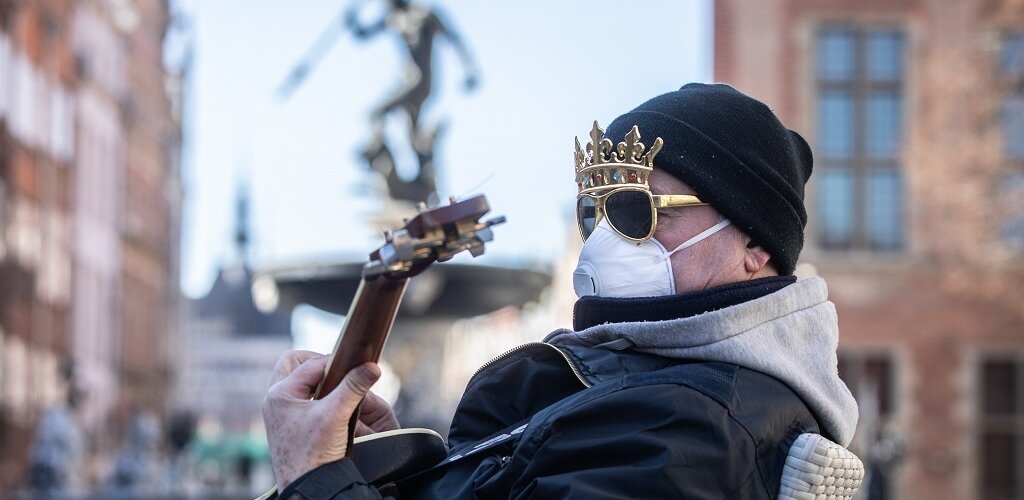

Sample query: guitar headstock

[364,195,505,279]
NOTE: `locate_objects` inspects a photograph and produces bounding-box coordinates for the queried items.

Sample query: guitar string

[455,171,497,200]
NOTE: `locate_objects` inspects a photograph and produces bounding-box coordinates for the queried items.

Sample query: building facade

[0,0,180,490]
[715,0,1024,499]
[176,262,291,435]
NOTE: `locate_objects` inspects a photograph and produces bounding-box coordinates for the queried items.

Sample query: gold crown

[575,121,662,195]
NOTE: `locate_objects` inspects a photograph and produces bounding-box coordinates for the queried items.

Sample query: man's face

[648,170,773,293]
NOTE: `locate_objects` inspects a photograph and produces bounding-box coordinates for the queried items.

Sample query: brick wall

[0,0,179,491]
[715,1,1024,498]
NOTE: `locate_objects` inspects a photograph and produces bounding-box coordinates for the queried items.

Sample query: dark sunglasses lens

[605,190,653,240]
[576,197,598,240]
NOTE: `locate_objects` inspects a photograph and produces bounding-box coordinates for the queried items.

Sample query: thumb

[323,362,381,417]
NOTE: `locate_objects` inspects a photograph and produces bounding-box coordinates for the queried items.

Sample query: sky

[171,0,712,349]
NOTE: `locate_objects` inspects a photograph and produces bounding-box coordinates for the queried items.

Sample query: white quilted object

[778,433,865,500]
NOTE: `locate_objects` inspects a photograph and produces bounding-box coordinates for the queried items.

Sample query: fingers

[272,354,331,399]
[361,390,389,413]
[323,363,381,417]
[359,391,400,433]
[354,421,374,438]
[269,350,323,387]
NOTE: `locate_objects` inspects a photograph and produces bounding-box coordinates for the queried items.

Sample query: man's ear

[743,242,773,274]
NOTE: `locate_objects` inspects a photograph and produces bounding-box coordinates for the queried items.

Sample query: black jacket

[279,277,823,499]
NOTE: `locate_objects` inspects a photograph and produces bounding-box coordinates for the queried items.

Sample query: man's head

[574,83,813,296]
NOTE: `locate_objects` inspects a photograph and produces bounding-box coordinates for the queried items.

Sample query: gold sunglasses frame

[576,186,707,243]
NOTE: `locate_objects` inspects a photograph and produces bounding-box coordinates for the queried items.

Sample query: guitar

[256,195,503,500]
[257,195,505,499]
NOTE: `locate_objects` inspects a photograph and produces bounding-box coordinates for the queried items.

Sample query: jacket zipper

[467,342,592,389]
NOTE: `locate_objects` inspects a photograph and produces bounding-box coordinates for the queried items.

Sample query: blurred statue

[346,0,480,204]
[278,0,479,204]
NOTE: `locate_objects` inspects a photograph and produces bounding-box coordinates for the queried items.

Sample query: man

[262,83,859,499]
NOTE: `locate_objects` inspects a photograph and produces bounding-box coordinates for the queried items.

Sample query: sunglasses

[576,187,707,242]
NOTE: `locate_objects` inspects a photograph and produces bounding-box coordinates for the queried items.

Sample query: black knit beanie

[605,83,813,275]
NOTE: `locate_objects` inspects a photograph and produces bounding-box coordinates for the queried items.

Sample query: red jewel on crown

[596,173,603,183]
[629,172,638,182]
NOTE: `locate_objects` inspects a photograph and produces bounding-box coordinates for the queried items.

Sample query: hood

[544,276,859,446]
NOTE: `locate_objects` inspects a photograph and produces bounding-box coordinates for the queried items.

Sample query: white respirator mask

[573,218,732,298]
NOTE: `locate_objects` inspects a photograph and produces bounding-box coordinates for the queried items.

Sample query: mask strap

[665,219,732,258]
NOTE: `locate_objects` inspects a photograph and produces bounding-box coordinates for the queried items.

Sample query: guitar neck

[314,275,409,400]
[297,194,500,460]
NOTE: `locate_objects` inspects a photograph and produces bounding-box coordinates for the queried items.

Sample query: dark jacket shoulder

[429,346,820,499]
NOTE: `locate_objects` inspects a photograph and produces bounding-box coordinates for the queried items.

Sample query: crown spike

[586,122,600,162]
[589,121,603,148]
[587,121,612,165]
[646,137,663,167]
[574,137,585,172]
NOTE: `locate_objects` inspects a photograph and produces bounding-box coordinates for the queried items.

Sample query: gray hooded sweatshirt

[544,276,860,446]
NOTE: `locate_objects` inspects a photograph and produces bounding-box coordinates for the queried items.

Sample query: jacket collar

[572,275,796,330]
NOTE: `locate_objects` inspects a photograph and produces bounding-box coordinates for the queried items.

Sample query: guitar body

[255,430,447,500]
[352,428,448,487]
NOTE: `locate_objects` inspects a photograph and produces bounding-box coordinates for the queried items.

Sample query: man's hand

[262,350,384,492]
[355,389,400,437]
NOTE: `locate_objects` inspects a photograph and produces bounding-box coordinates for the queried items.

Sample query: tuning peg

[449,195,457,205]
[474,227,494,244]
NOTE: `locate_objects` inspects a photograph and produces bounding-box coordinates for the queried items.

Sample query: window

[1000,33,1024,252]
[815,27,906,251]
[978,357,1024,500]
